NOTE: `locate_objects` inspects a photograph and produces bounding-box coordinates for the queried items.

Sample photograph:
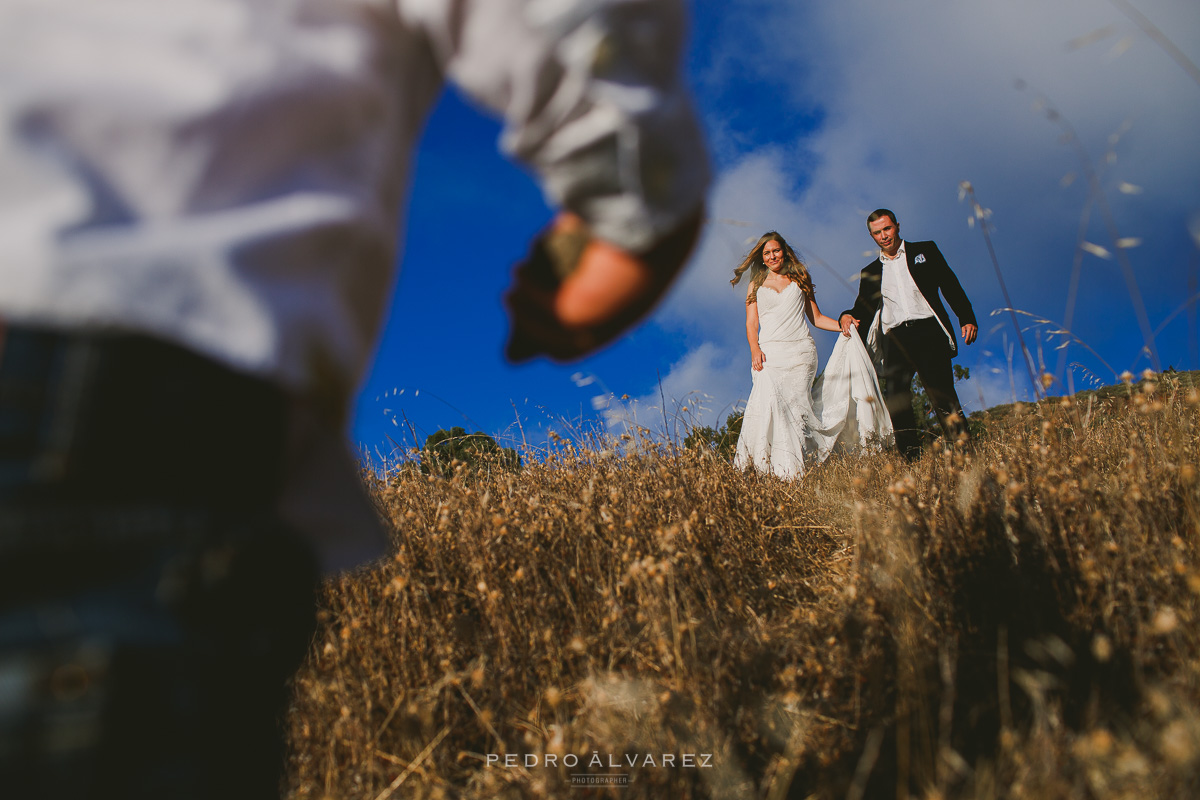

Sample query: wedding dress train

[734,282,892,479]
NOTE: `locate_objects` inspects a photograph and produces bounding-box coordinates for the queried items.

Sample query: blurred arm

[414,0,710,361]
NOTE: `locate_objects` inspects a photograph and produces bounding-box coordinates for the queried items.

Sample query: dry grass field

[285,371,1200,799]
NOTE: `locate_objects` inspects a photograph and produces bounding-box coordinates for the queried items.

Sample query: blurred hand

[961,323,977,345]
[751,347,765,371]
[505,210,701,362]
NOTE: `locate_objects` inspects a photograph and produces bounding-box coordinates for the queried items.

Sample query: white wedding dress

[734,282,892,479]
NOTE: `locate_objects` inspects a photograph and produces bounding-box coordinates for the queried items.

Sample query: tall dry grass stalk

[287,372,1200,799]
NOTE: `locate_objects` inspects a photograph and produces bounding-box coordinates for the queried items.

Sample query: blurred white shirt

[0,0,707,408]
[0,0,709,570]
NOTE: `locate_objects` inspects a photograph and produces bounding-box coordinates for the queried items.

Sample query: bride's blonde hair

[730,231,814,306]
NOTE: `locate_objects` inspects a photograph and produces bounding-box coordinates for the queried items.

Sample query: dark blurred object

[0,326,317,800]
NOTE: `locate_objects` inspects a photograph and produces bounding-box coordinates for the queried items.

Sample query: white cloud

[638,0,1199,425]
[603,341,745,434]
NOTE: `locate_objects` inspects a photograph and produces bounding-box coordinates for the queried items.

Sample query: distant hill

[970,368,1200,429]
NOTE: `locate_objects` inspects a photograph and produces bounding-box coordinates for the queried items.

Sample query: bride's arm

[746,284,765,371]
[806,294,842,332]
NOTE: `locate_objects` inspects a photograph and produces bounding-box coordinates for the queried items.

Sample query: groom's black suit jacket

[841,240,976,357]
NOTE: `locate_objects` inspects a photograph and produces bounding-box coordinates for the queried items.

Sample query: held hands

[839,313,859,338]
[505,211,701,362]
[961,323,978,345]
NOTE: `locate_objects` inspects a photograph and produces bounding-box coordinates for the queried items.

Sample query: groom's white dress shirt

[0,0,709,570]
[879,240,954,349]
[879,241,935,331]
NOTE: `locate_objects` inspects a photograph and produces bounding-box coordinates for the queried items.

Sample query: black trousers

[881,318,969,460]
[0,327,318,800]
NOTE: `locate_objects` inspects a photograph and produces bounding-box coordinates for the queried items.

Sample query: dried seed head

[1152,607,1179,635]
[1087,728,1115,757]
[1161,720,1196,765]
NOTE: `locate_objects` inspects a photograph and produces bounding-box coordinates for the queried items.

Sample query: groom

[839,209,978,459]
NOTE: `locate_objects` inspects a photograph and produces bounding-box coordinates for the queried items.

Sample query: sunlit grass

[286,371,1199,799]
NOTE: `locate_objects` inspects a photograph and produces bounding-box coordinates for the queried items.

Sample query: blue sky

[353,0,1200,462]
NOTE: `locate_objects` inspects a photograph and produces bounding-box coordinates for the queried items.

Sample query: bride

[731,232,892,478]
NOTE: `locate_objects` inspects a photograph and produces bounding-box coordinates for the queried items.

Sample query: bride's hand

[839,313,859,337]
[751,346,765,371]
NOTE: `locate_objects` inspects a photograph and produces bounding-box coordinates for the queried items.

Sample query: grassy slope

[287,373,1200,799]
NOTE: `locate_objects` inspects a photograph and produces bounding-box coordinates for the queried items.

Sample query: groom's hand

[961,323,978,345]
[839,313,859,338]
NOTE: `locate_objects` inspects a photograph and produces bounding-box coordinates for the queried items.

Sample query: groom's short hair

[866,208,897,227]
